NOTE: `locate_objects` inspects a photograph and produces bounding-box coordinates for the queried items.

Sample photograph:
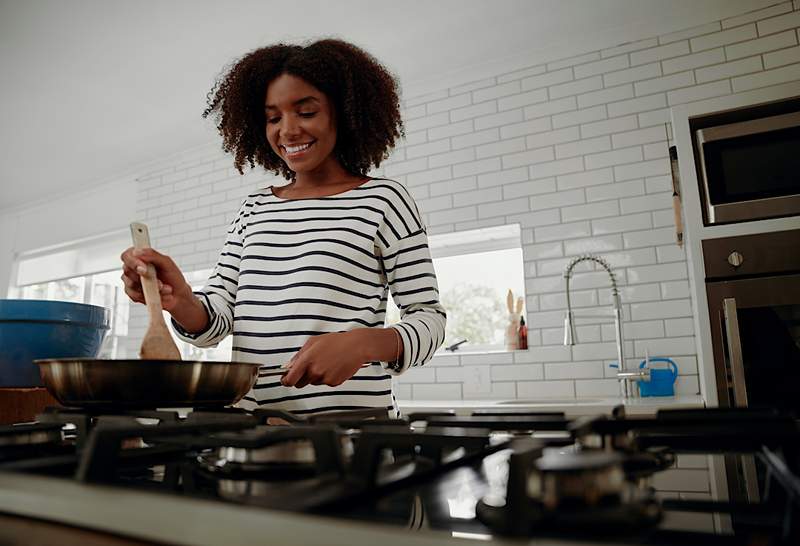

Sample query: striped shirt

[173,178,446,415]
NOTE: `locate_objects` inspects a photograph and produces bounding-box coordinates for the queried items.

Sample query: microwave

[692,99,800,225]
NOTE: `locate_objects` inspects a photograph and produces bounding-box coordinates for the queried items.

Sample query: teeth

[284,143,312,154]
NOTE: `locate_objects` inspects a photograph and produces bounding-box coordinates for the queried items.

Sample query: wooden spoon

[130,222,182,360]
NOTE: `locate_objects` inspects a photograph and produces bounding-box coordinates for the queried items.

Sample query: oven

[691,96,800,225]
[704,229,800,510]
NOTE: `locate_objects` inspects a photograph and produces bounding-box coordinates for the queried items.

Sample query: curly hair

[203,39,404,179]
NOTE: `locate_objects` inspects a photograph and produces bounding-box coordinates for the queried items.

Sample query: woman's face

[264,73,338,175]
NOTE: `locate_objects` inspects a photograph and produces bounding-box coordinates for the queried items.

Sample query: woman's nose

[280,117,301,137]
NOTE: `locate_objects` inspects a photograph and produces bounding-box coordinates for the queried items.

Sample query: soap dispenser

[518,316,528,350]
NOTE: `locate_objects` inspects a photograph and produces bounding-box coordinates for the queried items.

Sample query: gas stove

[0,406,798,545]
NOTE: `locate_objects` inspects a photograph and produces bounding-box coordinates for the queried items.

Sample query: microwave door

[696,110,800,224]
[697,111,800,144]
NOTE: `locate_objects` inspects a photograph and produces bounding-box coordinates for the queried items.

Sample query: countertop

[0,472,578,546]
[398,395,705,417]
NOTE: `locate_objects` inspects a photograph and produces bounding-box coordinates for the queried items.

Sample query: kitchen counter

[398,395,705,417]
[0,472,569,546]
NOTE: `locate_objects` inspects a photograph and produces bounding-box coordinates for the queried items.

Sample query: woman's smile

[281,140,316,159]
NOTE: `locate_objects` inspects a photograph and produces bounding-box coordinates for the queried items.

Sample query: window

[386,223,527,354]
[11,231,131,358]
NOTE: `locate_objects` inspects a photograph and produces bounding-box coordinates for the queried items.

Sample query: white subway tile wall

[130,2,800,401]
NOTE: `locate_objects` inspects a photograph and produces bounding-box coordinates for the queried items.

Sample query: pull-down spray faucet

[563,255,638,398]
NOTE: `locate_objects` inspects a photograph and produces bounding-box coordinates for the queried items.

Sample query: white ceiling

[0,0,778,211]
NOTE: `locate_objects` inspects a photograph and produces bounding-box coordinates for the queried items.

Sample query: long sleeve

[376,185,447,374]
[171,199,246,347]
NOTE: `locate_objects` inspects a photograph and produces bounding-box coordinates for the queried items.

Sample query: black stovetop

[0,406,798,545]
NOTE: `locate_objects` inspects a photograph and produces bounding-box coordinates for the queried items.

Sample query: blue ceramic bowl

[0,299,111,387]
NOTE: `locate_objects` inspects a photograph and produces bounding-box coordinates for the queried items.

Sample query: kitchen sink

[497,398,609,405]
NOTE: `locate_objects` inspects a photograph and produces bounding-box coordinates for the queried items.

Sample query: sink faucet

[563,254,644,398]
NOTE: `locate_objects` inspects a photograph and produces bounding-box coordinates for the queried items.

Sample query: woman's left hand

[281,331,365,388]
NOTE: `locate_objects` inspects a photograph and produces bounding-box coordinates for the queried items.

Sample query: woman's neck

[275,158,366,199]
[293,157,361,189]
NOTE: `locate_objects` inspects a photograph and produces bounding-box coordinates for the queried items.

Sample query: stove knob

[727,251,744,268]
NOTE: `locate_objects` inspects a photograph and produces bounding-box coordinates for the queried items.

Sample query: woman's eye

[267,117,281,124]
[299,112,317,118]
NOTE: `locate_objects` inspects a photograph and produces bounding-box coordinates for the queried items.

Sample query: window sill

[436,347,530,356]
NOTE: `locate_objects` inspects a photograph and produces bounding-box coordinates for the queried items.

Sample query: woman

[121,39,446,416]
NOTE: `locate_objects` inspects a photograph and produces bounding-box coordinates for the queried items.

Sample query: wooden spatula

[130,222,182,360]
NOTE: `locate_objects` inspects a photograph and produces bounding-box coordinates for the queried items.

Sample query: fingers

[120,246,147,276]
[120,246,181,306]
[121,246,177,277]
[121,272,172,295]
[283,365,325,389]
[132,247,168,267]
[281,357,310,387]
[281,343,326,387]
[281,361,344,388]
[279,336,359,388]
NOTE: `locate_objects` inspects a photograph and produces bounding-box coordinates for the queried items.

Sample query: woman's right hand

[120,247,192,312]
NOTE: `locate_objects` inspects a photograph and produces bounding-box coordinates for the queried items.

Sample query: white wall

[5,2,800,407]
[0,178,137,297]
[127,1,800,401]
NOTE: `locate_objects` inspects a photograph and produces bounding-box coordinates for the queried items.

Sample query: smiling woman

[263,74,348,197]
[201,40,404,182]
[119,39,446,417]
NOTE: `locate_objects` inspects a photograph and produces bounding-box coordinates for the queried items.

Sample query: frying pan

[35,358,270,409]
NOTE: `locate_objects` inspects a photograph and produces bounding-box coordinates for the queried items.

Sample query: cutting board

[0,388,60,424]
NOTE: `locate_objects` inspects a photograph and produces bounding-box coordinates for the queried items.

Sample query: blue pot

[0,299,111,387]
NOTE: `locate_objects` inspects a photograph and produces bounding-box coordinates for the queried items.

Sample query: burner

[476,439,661,537]
[195,425,346,483]
[0,422,63,447]
[217,436,316,465]
[532,449,625,509]
[0,422,74,472]
[190,425,360,509]
[622,448,675,481]
[413,413,575,447]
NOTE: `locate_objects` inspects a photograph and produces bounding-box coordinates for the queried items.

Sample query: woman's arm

[348,326,403,363]
[376,227,447,374]
[281,327,401,388]
[169,290,209,333]
[120,247,208,332]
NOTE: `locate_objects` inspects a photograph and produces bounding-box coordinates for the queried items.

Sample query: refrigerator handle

[722,297,760,503]
[723,298,749,408]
